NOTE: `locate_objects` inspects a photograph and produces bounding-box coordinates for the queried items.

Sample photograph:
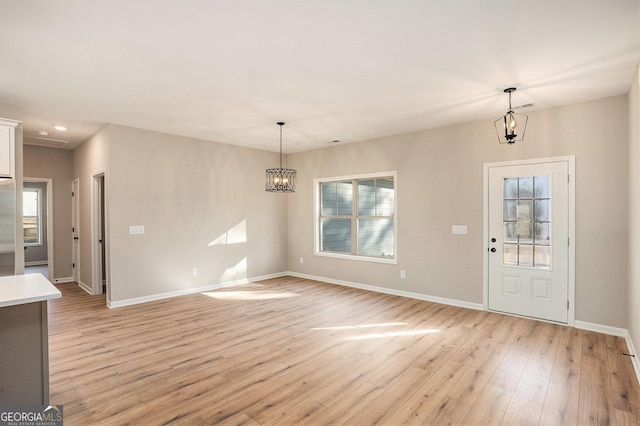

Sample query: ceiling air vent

[513,103,535,110]
[24,136,70,149]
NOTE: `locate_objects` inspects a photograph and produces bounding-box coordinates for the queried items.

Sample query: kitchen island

[0,273,61,404]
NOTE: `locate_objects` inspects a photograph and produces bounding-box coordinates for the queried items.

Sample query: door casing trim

[482,155,576,326]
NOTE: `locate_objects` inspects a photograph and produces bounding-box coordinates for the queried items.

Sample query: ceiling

[1,0,639,153]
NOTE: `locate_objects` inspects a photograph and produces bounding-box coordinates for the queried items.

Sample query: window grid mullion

[374,179,378,217]
[352,179,358,255]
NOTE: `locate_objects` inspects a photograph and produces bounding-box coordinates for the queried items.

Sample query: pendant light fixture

[265,122,297,192]
[494,87,528,144]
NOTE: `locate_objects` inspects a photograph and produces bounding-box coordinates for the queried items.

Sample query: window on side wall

[315,172,396,264]
[23,188,42,246]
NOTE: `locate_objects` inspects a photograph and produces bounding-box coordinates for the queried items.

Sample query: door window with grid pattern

[503,176,551,268]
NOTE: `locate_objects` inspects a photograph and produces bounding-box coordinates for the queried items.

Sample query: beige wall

[23,145,74,279]
[288,95,629,328]
[73,126,109,289]
[629,67,640,356]
[105,125,287,302]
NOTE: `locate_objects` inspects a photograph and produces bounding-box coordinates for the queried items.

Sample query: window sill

[315,251,397,265]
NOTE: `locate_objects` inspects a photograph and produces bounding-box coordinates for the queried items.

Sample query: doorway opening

[23,178,54,282]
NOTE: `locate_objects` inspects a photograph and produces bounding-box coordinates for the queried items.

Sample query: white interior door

[487,160,570,323]
[72,179,80,283]
[91,173,106,295]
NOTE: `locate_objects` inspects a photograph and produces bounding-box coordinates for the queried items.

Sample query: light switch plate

[129,225,145,235]
[452,225,468,235]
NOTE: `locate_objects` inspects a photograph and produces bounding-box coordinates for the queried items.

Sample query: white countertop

[0,273,61,307]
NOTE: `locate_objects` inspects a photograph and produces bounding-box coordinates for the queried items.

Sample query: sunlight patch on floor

[201,290,300,301]
[311,322,408,331]
[343,328,441,340]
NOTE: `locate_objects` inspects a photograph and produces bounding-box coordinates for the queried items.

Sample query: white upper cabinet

[0,119,20,179]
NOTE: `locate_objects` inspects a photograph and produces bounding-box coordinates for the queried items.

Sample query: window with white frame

[23,188,42,246]
[316,172,396,263]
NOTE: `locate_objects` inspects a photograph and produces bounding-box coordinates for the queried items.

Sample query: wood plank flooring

[48,276,640,425]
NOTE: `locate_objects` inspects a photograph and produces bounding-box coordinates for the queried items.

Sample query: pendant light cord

[279,123,283,169]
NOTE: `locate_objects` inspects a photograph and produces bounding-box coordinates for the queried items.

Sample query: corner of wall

[625,330,640,386]
[627,63,640,388]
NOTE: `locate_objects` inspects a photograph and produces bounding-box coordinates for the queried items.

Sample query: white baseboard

[25,261,48,266]
[78,280,92,295]
[53,276,74,284]
[107,272,288,309]
[287,271,485,311]
[574,320,628,337]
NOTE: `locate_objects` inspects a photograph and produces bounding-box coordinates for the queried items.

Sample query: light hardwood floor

[48,276,640,425]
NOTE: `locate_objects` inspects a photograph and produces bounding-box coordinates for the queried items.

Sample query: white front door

[487,159,570,323]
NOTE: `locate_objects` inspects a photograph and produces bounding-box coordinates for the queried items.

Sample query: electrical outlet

[192,267,198,277]
[400,270,406,279]
[300,257,304,264]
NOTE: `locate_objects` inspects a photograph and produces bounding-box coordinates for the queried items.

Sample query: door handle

[74,236,79,240]
[490,247,496,252]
